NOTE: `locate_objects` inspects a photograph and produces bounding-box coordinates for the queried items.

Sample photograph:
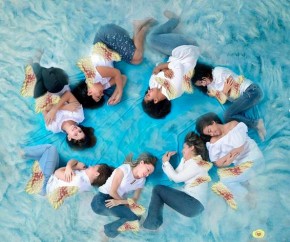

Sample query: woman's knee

[224,109,234,122]
[131,50,143,65]
[152,185,166,195]
[91,195,104,214]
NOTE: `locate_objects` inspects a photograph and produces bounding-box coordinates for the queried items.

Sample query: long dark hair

[66,125,97,150]
[184,131,209,161]
[191,62,214,94]
[195,112,223,142]
[72,80,105,108]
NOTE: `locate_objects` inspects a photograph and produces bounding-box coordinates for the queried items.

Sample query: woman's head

[183,132,209,161]
[88,163,114,186]
[87,82,104,102]
[142,88,171,119]
[196,112,223,142]
[192,63,214,93]
[125,153,157,179]
[66,125,97,150]
[72,81,105,108]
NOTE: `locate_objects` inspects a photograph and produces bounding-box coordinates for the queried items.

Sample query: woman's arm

[162,151,199,183]
[54,159,86,182]
[44,91,79,124]
[104,168,130,208]
[96,66,124,105]
[153,62,169,74]
[132,188,143,202]
[214,145,245,167]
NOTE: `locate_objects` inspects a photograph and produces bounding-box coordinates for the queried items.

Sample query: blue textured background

[0,1,289,241]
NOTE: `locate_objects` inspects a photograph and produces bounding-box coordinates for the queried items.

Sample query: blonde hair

[124,153,157,168]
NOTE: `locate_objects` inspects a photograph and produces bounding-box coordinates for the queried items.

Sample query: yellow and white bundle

[211,182,237,209]
[217,161,253,179]
[93,42,121,61]
[21,65,36,97]
[25,160,44,194]
[47,186,79,209]
[35,93,60,113]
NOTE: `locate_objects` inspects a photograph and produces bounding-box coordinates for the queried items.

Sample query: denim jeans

[147,18,194,56]
[143,185,204,230]
[24,144,59,195]
[224,84,263,129]
[91,192,139,238]
[93,24,135,63]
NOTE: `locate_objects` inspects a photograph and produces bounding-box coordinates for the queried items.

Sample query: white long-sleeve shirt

[162,155,208,207]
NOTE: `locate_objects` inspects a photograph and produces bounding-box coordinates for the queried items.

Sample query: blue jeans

[224,84,263,129]
[91,192,139,238]
[143,185,204,230]
[24,144,59,195]
[93,24,135,63]
[147,18,194,56]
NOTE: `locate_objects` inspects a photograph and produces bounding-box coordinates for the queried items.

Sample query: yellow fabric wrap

[35,93,60,113]
[127,198,146,216]
[92,42,121,61]
[21,65,37,97]
[117,220,140,233]
[211,182,237,209]
[25,160,44,194]
[217,161,253,178]
[47,186,79,209]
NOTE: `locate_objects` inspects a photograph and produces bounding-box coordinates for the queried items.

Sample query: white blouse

[149,45,200,100]
[206,122,263,165]
[45,106,85,133]
[46,170,92,194]
[208,67,252,101]
[91,53,113,90]
[99,164,145,198]
[162,155,208,207]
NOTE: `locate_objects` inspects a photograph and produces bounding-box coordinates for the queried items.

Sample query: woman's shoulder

[226,121,248,137]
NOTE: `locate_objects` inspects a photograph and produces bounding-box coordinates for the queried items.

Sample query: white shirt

[45,106,85,133]
[46,170,92,194]
[99,164,145,198]
[206,122,263,166]
[149,45,200,100]
[208,67,252,101]
[91,53,113,90]
[162,155,208,207]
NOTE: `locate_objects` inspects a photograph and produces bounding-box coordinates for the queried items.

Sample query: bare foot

[133,17,156,33]
[257,119,266,141]
[33,48,44,63]
[99,229,109,242]
[163,10,179,19]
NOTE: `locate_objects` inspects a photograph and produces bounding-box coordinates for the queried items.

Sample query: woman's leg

[24,144,59,195]
[224,84,263,129]
[93,24,136,64]
[143,185,204,230]
[147,18,194,55]
[91,193,139,238]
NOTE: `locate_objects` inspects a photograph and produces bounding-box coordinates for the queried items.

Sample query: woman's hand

[44,106,58,124]
[108,88,123,105]
[64,166,75,182]
[223,76,234,95]
[164,69,174,79]
[105,199,121,208]
[162,151,177,163]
